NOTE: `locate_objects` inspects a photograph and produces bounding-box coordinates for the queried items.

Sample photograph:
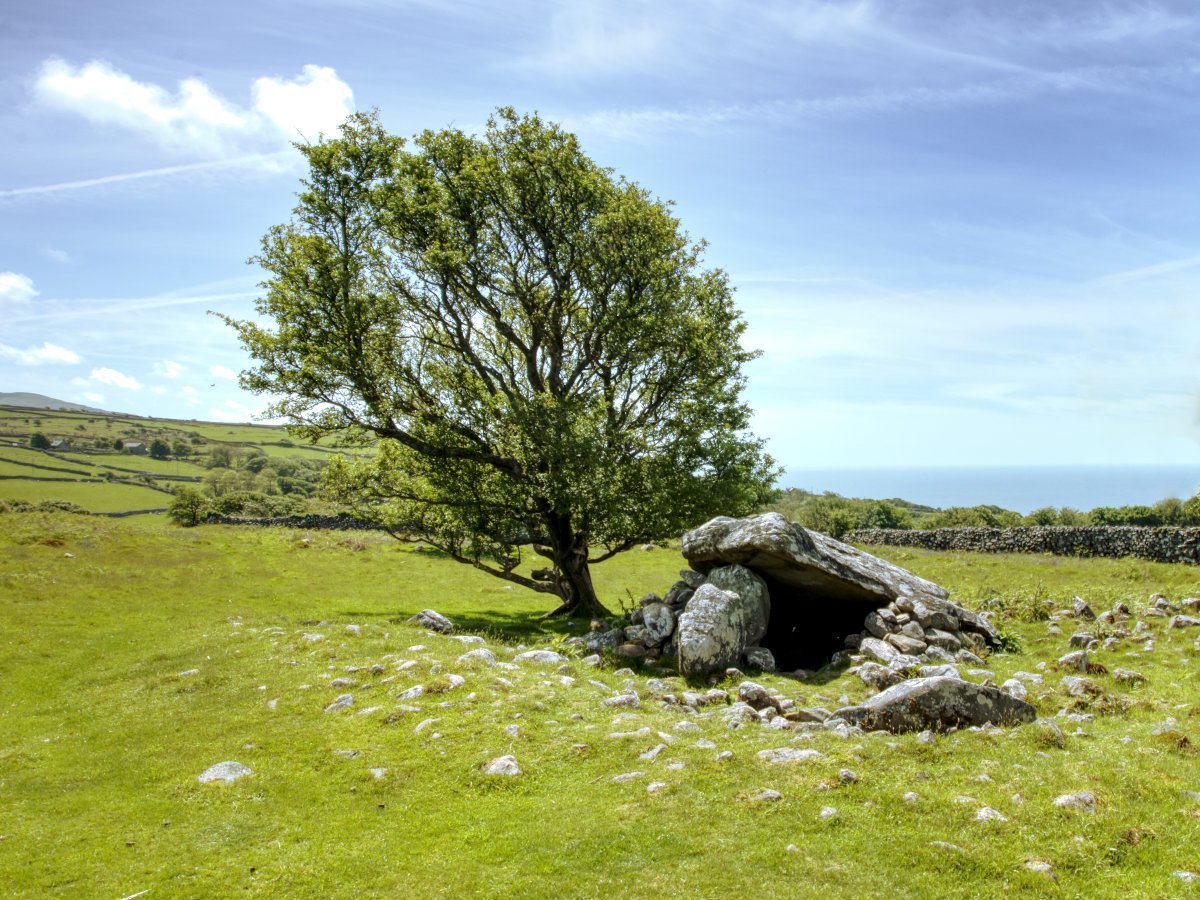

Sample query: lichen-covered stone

[832,675,1036,733]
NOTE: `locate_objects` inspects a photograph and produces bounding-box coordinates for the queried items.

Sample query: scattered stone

[1168,615,1200,629]
[647,781,668,794]
[819,806,838,820]
[858,661,904,690]
[1024,860,1054,878]
[301,633,325,642]
[457,648,496,667]
[838,768,857,784]
[903,791,919,802]
[1057,650,1089,672]
[1073,597,1095,620]
[975,807,1007,823]
[514,650,564,664]
[753,789,783,802]
[600,692,641,709]
[324,694,353,713]
[1060,676,1101,698]
[198,761,253,783]
[757,747,823,764]
[482,755,520,776]
[1174,871,1200,884]
[1112,667,1147,685]
[611,771,645,783]
[716,750,734,761]
[178,668,200,678]
[396,685,424,701]
[1053,791,1096,814]
[408,609,454,633]
[414,717,439,733]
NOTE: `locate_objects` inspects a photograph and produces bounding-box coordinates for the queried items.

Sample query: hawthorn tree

[220,108,777,617]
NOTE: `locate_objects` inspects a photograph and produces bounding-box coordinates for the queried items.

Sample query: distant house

[124,441,147,455]
[49,439,69,450]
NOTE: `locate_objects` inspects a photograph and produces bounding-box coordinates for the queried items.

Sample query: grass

[0,479,169,511]
[2,513,1199,897]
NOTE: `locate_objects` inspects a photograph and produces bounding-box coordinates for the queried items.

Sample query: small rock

[838,768,857,784]
[1168,615,1200,629]
[178,668,200,678]
[482,755,520,776]
[819,806,838,819]
[1000,679,1028,701]
[975,806,1007,823]
[457,648,497,667]
[757,747,823,764]
[647,781,668,793]
[612,771,644,783]
[324,693,353,713]
[408,609,454,633]
[1073,597,1095,620]
[198,761,253,783]
[1053,791,1096,814]
[1112,667,1147,685]
[1024,860,1054,878]
[514,650,564,664]
[752,789,783,802]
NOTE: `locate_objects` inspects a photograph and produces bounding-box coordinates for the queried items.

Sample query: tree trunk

[541,514,612,619]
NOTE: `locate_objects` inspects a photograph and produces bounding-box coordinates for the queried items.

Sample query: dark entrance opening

[756,571,880,671]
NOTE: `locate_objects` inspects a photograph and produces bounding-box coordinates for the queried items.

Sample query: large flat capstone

[682,513,948,606]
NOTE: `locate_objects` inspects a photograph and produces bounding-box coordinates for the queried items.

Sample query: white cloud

[0,272,38,304]
[210,364,238,380]
[33,59,355,158]
[42,248,71,264]
[90,366,141,389]
[82,391,104,404]
[150,385,167,395]
[154,360,185,378]
[209,398,267,423]
[0,341,80,364]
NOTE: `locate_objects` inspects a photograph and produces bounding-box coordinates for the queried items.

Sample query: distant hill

[0,392,111,414]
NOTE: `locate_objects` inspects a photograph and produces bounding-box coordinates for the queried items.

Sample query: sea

[784,465,1200,515]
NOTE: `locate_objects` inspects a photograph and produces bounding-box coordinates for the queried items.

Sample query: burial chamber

[678,513,976,675]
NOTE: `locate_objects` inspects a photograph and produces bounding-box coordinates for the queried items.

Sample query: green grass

[2,514,1200,897]
[0,479,169,512]
[55,451,207,476]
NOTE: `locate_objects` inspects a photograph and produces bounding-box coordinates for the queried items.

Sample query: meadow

[2,512,1199,897]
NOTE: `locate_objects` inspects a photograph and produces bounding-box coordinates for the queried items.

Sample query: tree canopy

[220,108,778,616]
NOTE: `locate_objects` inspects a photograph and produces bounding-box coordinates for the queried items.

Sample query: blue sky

[3,0,1200,478]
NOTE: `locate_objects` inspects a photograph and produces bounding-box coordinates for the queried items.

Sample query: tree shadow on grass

[335,607,578,642]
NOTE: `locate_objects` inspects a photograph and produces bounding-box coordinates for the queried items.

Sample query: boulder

[641,602,675,645]
[676,567,770,678]
[407,609,453,633]
[832,675,1037,733]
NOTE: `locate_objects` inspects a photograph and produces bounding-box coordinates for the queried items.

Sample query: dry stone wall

[848,526,1200,565]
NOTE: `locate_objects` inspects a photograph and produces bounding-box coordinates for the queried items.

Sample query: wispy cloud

[1092,253,1200,287]
[154,360,185,379]
[210,364,238,380]
[567,62,1179,137]
[0,341,81,365]
[0,153,292,199]
[33,59,355,157]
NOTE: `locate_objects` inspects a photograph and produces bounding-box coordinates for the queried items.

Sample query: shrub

[29,432,51,449]
[167,487,210,527]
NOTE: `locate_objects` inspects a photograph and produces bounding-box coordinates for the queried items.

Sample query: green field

[0,478,169,512]
[2,513,1199,897]
[0,404,356,514]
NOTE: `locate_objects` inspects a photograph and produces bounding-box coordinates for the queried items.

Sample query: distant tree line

[767,488,1200,539]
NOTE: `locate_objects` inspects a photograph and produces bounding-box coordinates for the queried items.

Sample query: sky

[3,0,1200,481]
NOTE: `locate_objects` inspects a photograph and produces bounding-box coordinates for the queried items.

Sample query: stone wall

[205,513,381,531]
[847,526,1200,565]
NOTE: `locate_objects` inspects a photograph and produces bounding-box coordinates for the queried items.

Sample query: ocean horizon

[784,465,1200,516]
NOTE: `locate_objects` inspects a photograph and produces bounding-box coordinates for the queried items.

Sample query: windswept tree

[220,108,777,617]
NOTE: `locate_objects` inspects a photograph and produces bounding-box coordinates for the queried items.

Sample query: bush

[149,439,171,460]
[29,432,50,449]
[209,491,307,518]
[167,487,210,527]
